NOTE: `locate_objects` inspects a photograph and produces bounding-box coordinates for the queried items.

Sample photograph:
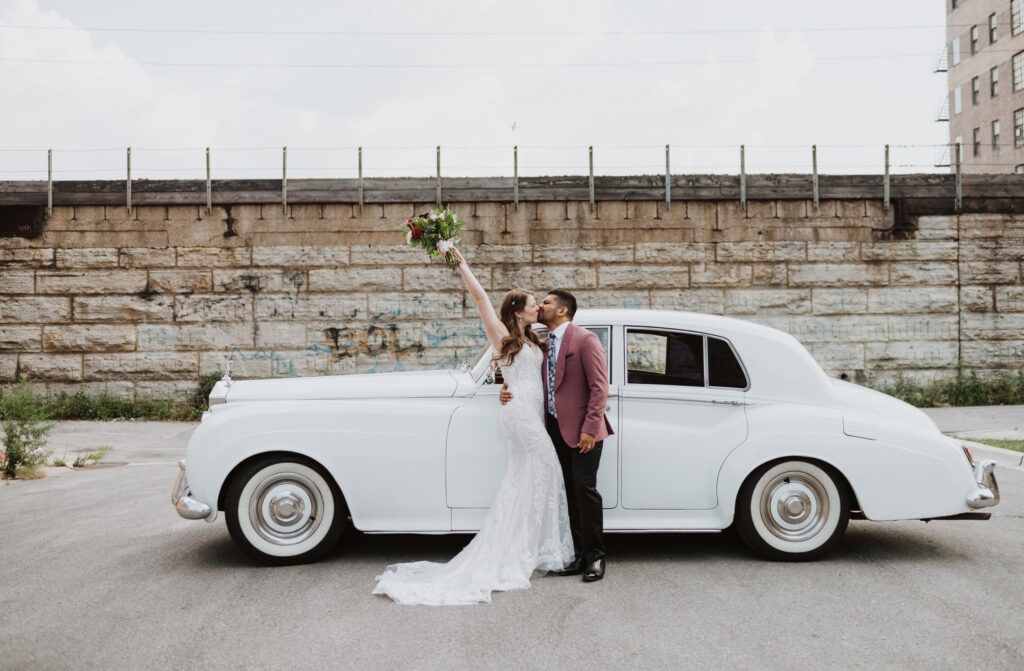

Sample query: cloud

[0,0,948,178]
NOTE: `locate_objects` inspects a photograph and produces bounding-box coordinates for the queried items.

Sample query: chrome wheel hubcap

[760,471,829,542]
[249,472,324,546]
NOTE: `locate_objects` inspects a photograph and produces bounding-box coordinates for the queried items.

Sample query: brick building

[946,0,1024,172]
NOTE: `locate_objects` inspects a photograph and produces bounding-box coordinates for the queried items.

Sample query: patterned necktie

[546,333,558,416]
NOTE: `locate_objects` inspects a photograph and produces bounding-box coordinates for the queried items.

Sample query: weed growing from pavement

[0,372,221,424]
[0,381,54,479]
[71,446,112,467]
[867,371,1024,408]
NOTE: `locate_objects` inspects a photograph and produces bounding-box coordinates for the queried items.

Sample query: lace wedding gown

[373,343,574,605]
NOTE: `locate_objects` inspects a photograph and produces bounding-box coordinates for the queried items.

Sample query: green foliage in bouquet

[402,207,465,270]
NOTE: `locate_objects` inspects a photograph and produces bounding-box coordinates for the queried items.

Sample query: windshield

[469,344,494,382]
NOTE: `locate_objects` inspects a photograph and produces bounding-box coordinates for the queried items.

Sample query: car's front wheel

[736,459,850,561]
[225,455,347,566]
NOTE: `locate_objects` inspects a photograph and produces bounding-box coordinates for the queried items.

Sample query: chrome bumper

[172,459,214,521]
[966,459,999,510]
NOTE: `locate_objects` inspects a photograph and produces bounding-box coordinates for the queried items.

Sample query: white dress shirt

[547,320,570,364]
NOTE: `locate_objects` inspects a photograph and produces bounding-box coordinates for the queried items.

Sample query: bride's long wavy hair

[491,289,542,368]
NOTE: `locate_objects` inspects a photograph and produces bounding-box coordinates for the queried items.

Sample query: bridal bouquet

[402,207,465,270]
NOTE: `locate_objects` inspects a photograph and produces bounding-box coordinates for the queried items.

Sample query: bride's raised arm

[448,245,508,352]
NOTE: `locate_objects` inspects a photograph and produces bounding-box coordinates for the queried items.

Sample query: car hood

[222,369,459,403]
[830,378,940,434]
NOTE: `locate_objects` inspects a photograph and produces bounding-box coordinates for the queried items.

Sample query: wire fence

[0,143,996,181]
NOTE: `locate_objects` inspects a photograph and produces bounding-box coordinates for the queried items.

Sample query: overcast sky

[0,0,950,180]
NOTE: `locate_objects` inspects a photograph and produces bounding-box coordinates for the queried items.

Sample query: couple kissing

[373,245,613,606]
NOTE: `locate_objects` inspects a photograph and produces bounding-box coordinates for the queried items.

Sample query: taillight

[961,443,975,468]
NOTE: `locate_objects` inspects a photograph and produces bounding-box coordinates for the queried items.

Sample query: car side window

[707,336,748,389]
[626,329,704,387]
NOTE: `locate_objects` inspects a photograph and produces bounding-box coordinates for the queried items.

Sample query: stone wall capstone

[1,186,1022,399]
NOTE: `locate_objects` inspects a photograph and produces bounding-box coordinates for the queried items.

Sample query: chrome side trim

[966,459,999,509]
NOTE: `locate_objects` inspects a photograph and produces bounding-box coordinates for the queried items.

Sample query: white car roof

[573,308,832,403]
[574,308,794,343]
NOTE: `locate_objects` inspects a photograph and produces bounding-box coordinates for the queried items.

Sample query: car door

[619,327,749,510]
[446,326,618,530]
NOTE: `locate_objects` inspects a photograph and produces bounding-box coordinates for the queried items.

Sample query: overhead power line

[0,23,951,37]
[0,52,940,69]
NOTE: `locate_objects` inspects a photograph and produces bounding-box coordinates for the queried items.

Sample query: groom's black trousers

[545,413,605,564]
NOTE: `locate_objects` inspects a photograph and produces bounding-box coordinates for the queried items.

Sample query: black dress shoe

[582,558,605,582]
[552,558,585,576]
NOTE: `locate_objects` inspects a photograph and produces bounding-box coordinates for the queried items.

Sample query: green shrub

[0,381,54,479]
[0,371,223,428]
[870,371,1024,408]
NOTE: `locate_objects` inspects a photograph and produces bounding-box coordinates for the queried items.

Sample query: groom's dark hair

[547,289,577,319]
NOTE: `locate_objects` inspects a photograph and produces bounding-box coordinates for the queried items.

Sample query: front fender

[184,398,463,532]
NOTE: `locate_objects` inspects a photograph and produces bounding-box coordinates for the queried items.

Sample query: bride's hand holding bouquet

[401,207,465,270]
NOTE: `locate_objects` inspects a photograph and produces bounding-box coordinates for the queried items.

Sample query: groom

[501,289,613,582]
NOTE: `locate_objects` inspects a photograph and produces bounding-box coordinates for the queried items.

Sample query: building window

[993,119,1001,149]
[990,12,998,42]
[972,76,980,104]
[1016,165,1024,174]
[1014,51,1024,91]
[954,86,963,114]
[952,37,961,65]
[952,0,959,9]
[970,25,979,54]
[992,65,1000,95]
[1014,0,1023,36]
[973,128,981,156]
[1015,108,1024,147]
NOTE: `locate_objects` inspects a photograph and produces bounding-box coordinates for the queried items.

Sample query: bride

[372,245,574,605]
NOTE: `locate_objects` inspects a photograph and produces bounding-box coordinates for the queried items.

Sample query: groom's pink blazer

[542,321,614,447]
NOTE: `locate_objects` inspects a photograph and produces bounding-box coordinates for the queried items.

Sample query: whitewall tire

[736,460,850,561]
[225,456,346,566]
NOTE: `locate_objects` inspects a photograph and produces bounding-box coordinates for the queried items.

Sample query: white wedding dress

[373,342,574,605]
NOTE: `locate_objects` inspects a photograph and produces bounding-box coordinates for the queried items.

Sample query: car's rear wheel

[736,459,849,561]
[225,455,346,566]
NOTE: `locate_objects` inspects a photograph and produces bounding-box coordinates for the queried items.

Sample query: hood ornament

[221,359,233,388]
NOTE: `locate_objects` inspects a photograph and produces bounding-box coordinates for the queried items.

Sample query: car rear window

[708,337,748,389]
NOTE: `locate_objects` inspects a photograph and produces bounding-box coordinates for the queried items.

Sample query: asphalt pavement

[0,408,1022,670]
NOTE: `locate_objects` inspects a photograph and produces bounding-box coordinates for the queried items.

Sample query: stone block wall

[1,197,1023,399]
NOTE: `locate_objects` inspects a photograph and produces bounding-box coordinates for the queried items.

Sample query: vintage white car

[172,309,999,565]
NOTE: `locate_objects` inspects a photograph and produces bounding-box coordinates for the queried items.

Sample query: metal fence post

[205,147,212,214]
[665,144,671,211]
[740,145,747,212]
[513,145,519,211]
[811,144,819,210]
[282,146,288,214]
[358,147,363,214]
[883,144,890,211]
[588,146,595,213]
[46,149,52,218]
[955,142,962,213]
[126,147,132,214]
[436,145,441,208]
